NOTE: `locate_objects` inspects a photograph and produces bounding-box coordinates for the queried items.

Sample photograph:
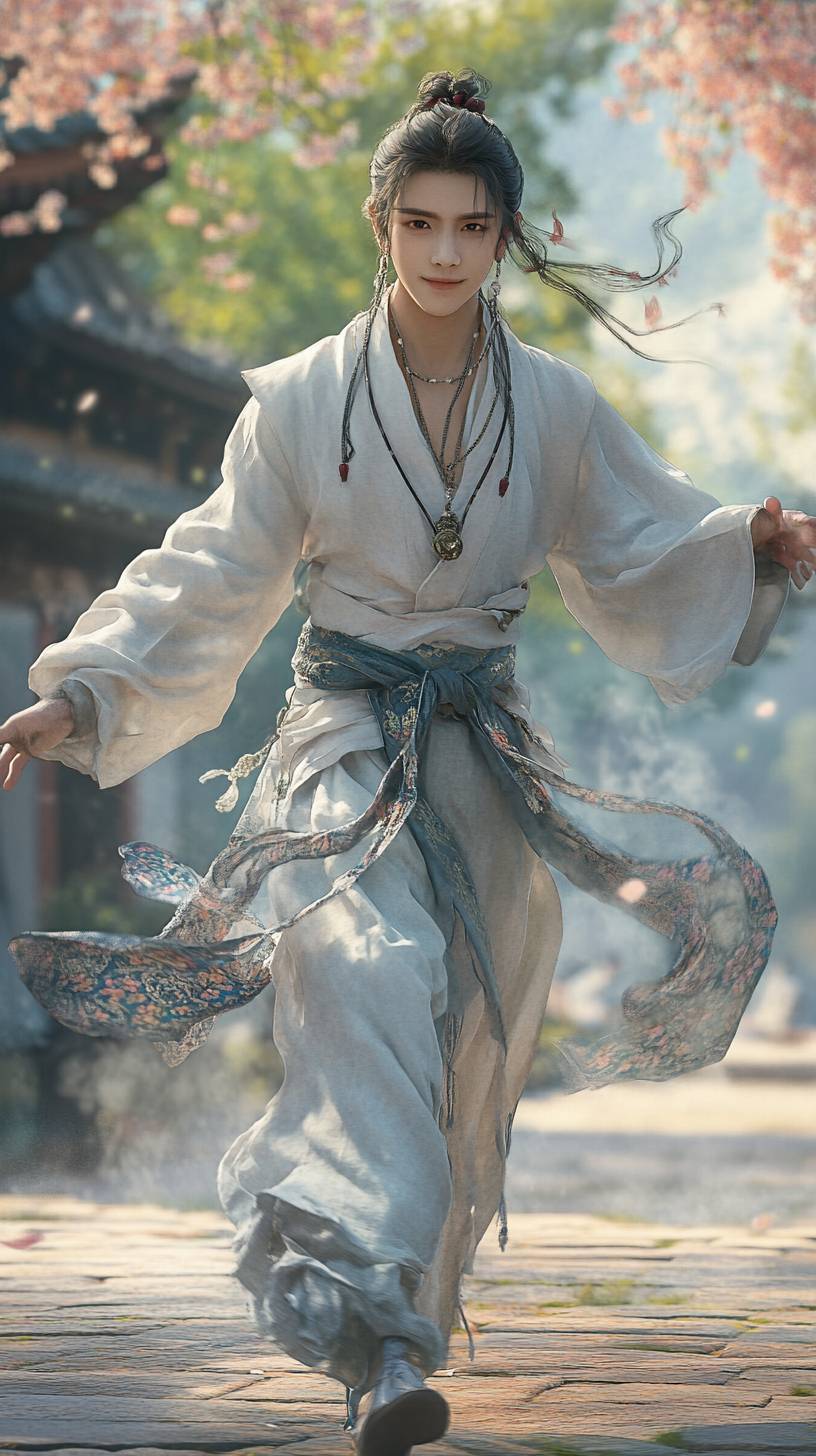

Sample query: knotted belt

[12,620,778,1188]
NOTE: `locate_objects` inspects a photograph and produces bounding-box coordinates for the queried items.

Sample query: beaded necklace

[394,305,501,507]
[363,294,510,560]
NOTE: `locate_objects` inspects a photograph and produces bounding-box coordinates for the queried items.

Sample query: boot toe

[354,1383,449,1455]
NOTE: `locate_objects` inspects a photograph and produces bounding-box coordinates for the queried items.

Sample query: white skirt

[215,710,563,1395]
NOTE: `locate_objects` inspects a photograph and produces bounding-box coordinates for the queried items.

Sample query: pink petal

[644,296,662,329]
[2,1231,45,1250]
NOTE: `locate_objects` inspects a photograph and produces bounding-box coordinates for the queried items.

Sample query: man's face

[384,169,507,317]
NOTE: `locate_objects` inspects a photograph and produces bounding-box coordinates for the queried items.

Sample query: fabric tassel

[199,733,277,813]
[342,1383,362,1431]
[457,1292,476,1362]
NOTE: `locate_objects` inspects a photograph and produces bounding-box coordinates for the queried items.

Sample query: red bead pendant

[498,476,509,497]
[339,462,349,482]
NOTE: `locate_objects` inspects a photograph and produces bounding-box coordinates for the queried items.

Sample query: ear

[365,199,385,246]
[496,230,510,262]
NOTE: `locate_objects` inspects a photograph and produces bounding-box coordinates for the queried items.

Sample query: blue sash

[11,619,777,1243]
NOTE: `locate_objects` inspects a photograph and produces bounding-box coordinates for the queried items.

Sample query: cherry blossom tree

[605,0,816,323]
[0,0,418,290]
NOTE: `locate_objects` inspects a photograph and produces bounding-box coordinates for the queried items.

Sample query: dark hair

[362,67,719,364]
[340,67,718,481]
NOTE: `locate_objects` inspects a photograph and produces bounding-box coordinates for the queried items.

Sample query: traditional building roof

[7,233,242,398]
[0,55,196,159]
[0,59,261,545]
[0,56,197,294]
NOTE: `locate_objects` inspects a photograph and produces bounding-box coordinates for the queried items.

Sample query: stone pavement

[1,1195,815,1455]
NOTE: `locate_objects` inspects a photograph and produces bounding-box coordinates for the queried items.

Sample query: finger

[2,750,29,791]
[776,544,809,572]
[769,546,800,572]
[0,742,16,779]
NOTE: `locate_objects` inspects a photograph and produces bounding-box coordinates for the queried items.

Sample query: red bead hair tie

[423,91,486,115]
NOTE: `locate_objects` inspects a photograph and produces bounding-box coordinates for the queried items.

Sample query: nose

[430,230,461,268]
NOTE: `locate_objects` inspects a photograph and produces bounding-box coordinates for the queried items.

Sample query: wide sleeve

[28,393,307,787]
[545,388,791,706]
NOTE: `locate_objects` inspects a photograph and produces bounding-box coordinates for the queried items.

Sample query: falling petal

[644,296,662,329]
[2,1231,44,1249]
[549,209,564,244]
[754,700,777,719]
[617,878,648,905]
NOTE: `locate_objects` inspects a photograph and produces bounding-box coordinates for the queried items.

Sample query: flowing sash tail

[10,621,777,1245]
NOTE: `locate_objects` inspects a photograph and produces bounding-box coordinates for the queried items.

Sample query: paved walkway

[1,1195,815,1455]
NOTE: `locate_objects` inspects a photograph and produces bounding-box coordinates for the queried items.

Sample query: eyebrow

[393,207,495,219]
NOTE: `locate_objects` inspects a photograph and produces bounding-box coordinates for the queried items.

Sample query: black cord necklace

[363,300,511,561]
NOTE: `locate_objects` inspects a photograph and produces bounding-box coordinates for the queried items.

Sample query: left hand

[751,496,816,590]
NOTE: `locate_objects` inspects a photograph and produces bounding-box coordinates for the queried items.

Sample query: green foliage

[576,1276,636,1304]
[99,0,619,362]
[40,863,168,937]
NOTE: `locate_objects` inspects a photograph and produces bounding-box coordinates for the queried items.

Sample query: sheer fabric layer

[216,723,563,1394]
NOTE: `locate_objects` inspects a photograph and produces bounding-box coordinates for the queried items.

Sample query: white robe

[27,285,790,1393]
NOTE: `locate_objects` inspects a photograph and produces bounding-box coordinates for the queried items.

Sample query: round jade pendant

[432,510,464,560]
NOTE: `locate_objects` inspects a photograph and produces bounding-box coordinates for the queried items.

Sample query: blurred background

[1,1,814,1228]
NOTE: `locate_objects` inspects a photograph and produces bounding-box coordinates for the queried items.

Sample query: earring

[487,257,502,328]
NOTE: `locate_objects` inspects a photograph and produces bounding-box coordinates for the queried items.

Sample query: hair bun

[415,68,491,112]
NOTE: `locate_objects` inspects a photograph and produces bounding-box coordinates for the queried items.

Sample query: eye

[406,219,430,229]
[464,223,486,232]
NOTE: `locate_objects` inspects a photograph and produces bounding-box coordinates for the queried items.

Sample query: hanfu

[12,284,791,1398]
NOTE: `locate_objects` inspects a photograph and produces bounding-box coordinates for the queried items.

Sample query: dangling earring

[338,247,390,484]
[375,248,389,296]
[488,256,502,327]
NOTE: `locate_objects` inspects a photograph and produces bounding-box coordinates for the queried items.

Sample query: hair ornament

[422,89,487,115]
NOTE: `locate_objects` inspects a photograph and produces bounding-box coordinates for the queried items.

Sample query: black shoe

[351,1338,449,1455]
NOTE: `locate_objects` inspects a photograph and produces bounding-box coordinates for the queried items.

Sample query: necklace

[394,312,473,489]
[397,323,492,385]
[390,296,500,518]
[365,294,510,560]
[398,325,500,505]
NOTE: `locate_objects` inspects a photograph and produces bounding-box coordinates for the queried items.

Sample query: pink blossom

[0,0,391,291]
[644,295,663,329]
[606,1,816,322]
[166,204,201,228]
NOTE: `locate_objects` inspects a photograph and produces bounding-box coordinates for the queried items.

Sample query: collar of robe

[367,284,499,519]
[12,619,778,1128]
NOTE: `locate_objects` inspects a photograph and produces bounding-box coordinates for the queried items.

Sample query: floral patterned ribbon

[11,620,777,1119]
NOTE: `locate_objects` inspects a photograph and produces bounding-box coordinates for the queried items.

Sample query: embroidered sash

[12,621,777,1192]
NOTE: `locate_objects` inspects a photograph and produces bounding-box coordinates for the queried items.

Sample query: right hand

[0,697,76,791]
